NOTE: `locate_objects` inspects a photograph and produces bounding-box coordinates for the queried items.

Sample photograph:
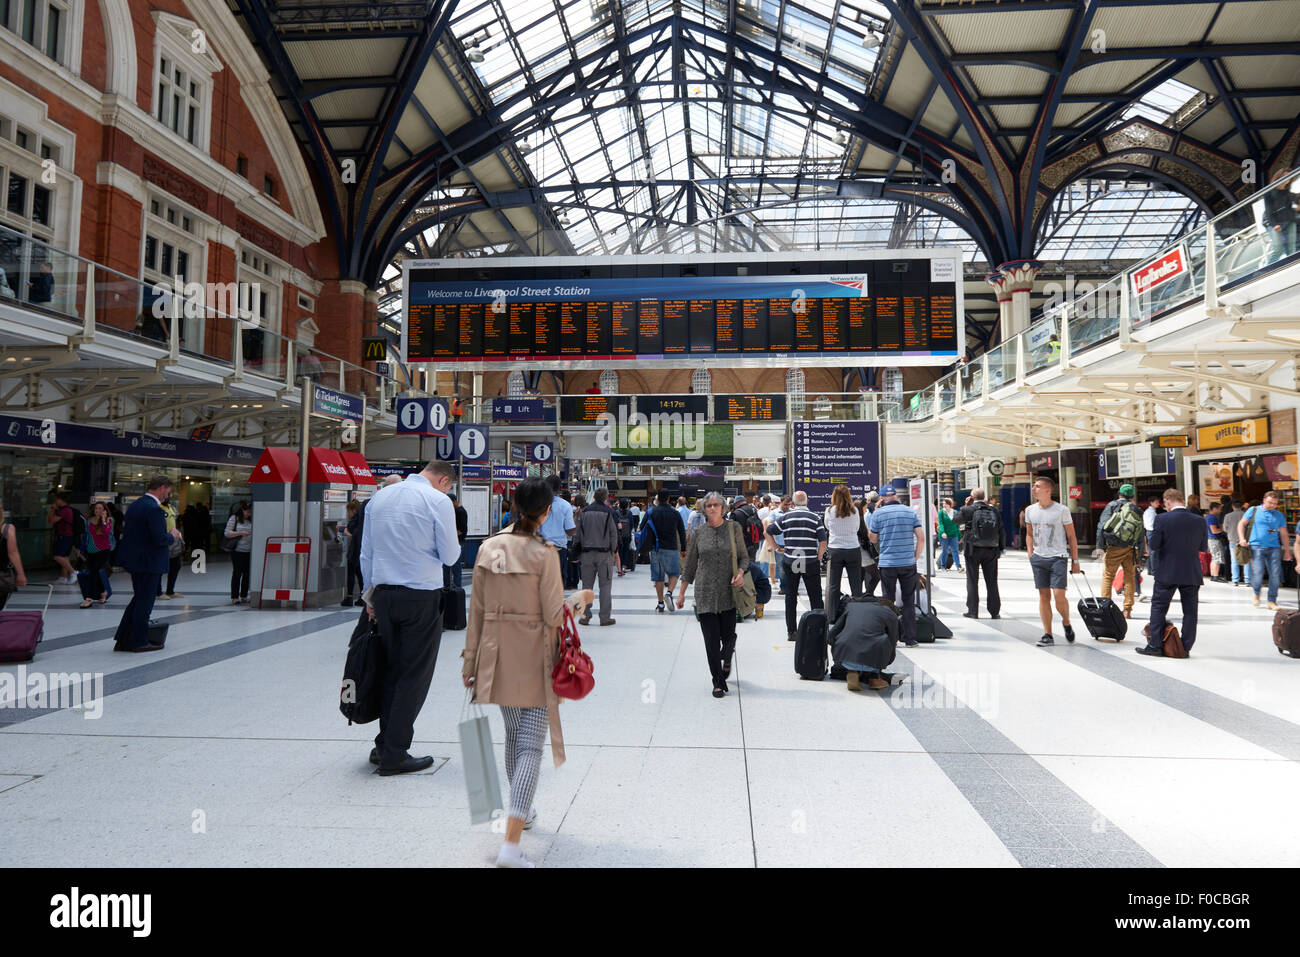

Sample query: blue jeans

[1250,545,1283,602]
[1229,547,1247,583]
[940,537,961,569]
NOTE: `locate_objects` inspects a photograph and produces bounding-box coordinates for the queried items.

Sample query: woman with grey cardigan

[676,492,750,697]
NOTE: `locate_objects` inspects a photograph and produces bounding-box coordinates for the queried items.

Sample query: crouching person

[829,595,899,692]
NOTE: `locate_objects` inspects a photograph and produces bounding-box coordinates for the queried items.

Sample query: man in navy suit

[1140,487,1207,657]
[113,475,182,652]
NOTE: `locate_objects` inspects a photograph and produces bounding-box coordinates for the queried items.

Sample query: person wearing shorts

[645,491,687,613]
[1024,476,1081,646]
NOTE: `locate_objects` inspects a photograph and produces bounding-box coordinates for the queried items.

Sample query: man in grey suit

[1139,487,1207,657]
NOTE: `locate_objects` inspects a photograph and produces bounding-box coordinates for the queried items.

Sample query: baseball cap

[1119,483,1136,497]
[880,485,898,497]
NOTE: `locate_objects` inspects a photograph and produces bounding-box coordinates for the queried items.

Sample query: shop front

[1187,411,1298,526]
[1093,440,1183,542]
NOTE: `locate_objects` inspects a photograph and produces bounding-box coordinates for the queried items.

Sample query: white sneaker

[496,842,536,868]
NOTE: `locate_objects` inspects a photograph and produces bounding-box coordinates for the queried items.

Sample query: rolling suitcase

[1072,571,1126,641]
[1273,585,1300,658]
[794,609,828,680]
[0,585,53,663]
[441,585,467,631]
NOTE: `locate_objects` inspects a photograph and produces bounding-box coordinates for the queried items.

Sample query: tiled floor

[2,553,1297,867]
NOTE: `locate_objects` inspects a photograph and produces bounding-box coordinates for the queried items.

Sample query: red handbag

[552,606,595,700]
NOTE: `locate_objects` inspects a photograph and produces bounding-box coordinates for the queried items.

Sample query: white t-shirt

[757,506,771,523]
[1025,501,1073,559]
[824,507,862,550]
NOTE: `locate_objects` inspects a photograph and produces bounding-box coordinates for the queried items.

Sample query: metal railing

[0,224,400,407]
[881,165,1300,426]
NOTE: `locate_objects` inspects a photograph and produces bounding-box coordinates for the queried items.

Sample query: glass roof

[378,0,1209,304]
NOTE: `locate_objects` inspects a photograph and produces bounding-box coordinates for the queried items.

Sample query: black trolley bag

[1072,569,1127,641]
[794,608,828,680]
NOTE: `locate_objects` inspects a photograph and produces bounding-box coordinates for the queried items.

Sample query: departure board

[713,394,787,421]
[560,395,630,422]
[403,253,963,365]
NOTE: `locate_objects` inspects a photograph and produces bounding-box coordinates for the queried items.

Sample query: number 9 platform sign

[396,396,449,436]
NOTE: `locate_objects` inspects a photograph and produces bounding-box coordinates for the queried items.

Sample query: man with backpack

[956,488,1004,619]
[643,490,687,613]
[48,493,80,585]
[1095,483,1145,619]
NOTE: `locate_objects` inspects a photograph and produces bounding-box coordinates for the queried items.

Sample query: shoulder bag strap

[729,519,738,576]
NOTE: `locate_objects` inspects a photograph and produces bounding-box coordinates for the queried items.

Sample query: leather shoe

[962,612,978,619]
[1135,645,1164,657]
[989,614,1001,619]
[122,643,164,653]
[376,755,435,776]
[579,615,591,626]
[369,748,380,766]
[599,618,616,626]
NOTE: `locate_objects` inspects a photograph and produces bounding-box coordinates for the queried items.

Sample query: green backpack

[1103,501,1144,547]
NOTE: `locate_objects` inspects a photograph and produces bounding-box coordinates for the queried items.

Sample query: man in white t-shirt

[1024,475,1081,646]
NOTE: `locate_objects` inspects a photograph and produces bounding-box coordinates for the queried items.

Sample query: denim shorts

[650,548,681,582]
[1030,553,1068,590]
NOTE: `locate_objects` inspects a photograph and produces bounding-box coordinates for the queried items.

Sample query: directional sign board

[395,396,449,436]
[455,424,490,463]
[528,440,554,464]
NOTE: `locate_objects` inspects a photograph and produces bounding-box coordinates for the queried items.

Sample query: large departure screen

[403,252,962,367]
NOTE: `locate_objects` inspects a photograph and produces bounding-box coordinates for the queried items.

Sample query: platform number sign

[529,441,554,464]
[456,425,490,463]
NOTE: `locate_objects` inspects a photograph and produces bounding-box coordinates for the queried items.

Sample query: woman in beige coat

[462,478,593,869]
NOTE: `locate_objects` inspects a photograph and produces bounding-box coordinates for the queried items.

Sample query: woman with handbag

[823,484,863,624]
[0,503,27,610]
[224,503,253,604]
[77,503,114,608]
[462,478,593,869]
[675,491,751,698]
[156,498,184,600]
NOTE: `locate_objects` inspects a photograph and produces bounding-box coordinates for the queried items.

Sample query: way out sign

[395,396,449,436]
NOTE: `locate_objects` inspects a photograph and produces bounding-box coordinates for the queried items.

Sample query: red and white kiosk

[248,446,376,608]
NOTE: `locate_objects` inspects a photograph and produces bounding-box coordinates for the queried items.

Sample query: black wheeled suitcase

[794,609,828,680]
[1072,571,1126,641]
[441,586,467,631]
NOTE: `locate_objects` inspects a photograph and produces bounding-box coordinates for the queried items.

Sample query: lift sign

[1131,245,1187,297]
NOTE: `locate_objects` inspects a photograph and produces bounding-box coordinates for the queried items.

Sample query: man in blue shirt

[360,459,460,775]
[868,486,924,646]
[676,496,692,529]
[538,475,575,585]
[1238,490,1293,608]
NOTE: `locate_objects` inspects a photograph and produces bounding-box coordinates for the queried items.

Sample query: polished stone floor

[2,552,1297,867]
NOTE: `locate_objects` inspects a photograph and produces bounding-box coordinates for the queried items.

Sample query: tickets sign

[1131,245,1188,297]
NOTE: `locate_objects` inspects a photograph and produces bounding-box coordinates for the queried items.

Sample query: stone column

[986,270,1013,344]
[997,260,1043,340]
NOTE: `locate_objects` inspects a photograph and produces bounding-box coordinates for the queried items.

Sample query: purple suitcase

[0,585,53,663]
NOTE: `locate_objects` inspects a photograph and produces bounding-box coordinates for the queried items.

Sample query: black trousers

[373,585,443,766]
[230,551,251,600]
[965,546,1001,617]
[782,558,824,634]
[879,565,918,644]
[159,554,181,595]
[1149,582,1199,652]
[698,609,738,688]
[79,551,112,601]
[826,547,862,623]
[113,572,160,649]
[347,556,364,596]
[860,562,880,597]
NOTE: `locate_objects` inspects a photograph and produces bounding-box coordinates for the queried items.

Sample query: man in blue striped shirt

[868,486,924,646]
[766,490,827,640]
[360,459,460,775]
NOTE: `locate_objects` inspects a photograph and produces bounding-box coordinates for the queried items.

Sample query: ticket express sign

[1131,245,1188,297]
